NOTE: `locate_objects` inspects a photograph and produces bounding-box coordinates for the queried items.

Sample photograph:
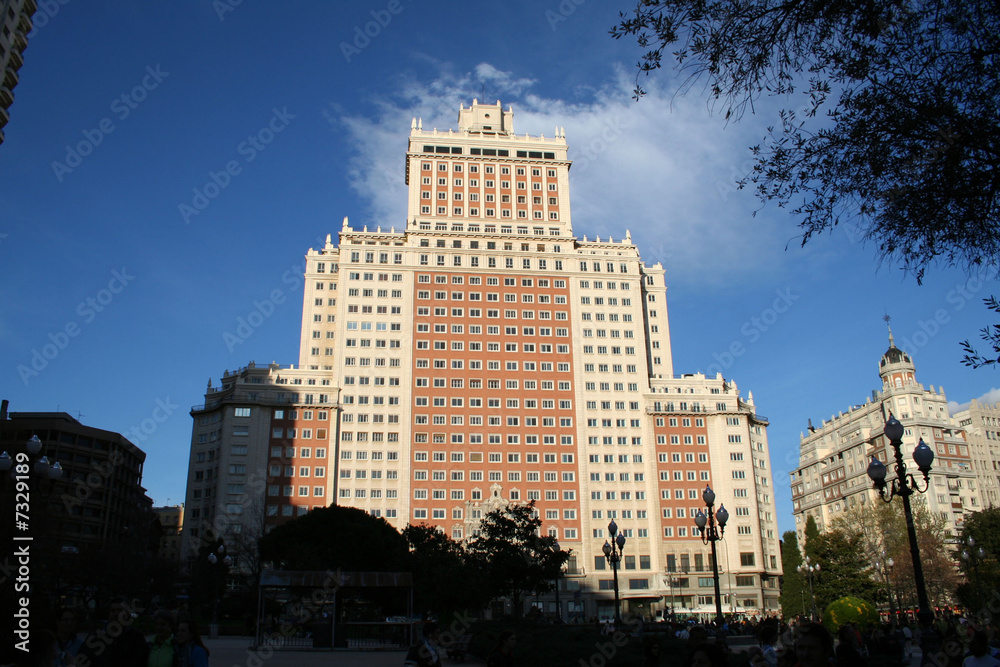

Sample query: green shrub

[822,596,879,633]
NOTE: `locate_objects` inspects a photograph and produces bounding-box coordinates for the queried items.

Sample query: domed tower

[879,319,916,390]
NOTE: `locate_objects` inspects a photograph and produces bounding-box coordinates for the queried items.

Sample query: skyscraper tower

[186,100,782,620]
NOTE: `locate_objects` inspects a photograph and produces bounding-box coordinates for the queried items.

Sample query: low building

[0,400,153,599]
[154,504,184,564]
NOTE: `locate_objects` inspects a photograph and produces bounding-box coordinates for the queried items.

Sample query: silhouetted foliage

[259,505,410,571]
[466,501,570,617]
[403,524,488,616]
[962,297,1000,369]
[613,0,1000,361]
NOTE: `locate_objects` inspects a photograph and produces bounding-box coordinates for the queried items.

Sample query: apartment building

[0,0,35,146]
[953,399,1000,508]
[184,100,782,620]
[791,329,980,542]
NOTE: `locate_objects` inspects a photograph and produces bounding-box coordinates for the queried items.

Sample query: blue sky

[1,1,997,536]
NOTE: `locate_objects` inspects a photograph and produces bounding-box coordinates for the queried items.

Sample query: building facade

[184,100,782,620]
[953,399,1000,509]
[153,504,185,564]
[0,0,35,146]
[791,330,981,542]
[0,400,153,597]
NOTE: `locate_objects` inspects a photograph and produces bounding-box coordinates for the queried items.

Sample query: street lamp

[664,573,680,621]
[866,413,934,628]
[602,520,627,626]
[873,553,897,625]
[961,536,987,616]
[553,538,562,623]
[796,556,820,621]
[0,435,64,482]
[207,543,233,638]
[694,485,728,629]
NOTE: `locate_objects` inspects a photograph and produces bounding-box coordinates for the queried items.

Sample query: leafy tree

[962,297,1000,369]
[612,0,1000,357]
[779,531,808,619]
[956,508,1000,612]
[833,497,958,613]
[465,501,570,618]
[804,515,820,547]
[804,526,871,615]
[259,505,410,572]
[403,524,488,617]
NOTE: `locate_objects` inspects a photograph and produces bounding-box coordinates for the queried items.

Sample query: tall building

[952,399,1000,508]
[0,0,35,146]
[790,328,981,542]
[184,100,782,619]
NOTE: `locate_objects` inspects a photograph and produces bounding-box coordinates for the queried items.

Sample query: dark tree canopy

[465,501,570,617]
[403,524,488,616]
[612,0,1000,281]
[259,505,410,572]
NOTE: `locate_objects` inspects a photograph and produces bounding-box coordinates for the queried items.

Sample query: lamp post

[553,538,562,623]
[207,543,233,639]
[866,413,935,627]
[961,536,987,616]
[796,556,820,621]
[873,553,897,625]
[694,485,728,629]
[602,520,626,626]
[664,574,680,621]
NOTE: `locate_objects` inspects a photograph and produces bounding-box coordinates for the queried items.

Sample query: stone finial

[411,117,416,130]
[342,216,350,229]
[418,118,423,130]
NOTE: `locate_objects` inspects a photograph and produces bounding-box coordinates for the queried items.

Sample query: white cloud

[949,387,1000,414]
[327,61,794,283]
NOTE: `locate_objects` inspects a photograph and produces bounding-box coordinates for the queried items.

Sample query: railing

[255,621,415,651]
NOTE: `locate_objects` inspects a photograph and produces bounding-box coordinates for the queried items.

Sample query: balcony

[14,30,28,51]
[0,87,13,109]
[18,12,32,35]
[0,105,8,128]
[4,67,18,90]
[7,49,23,71]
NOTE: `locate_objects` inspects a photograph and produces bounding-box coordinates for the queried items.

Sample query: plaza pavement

[203,636,485,666]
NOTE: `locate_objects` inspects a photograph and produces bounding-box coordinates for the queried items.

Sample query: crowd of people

[639,611,1000,667]
[22,598,211,667]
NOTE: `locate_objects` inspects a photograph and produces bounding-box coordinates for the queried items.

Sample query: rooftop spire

[883,313,894,347]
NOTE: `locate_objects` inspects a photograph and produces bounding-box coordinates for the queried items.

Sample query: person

[487,630,517,667]
[685,643,728,667]
[77,598,149,667]
[758,624,779,667]
[147,610,176,667]
[54,608,84,666]
[793,622,835,667]
[834,624,867,666]
[643,638,663,667]
[964,631,1000,667]
[404,622,442,667]
[174,618,209,667]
